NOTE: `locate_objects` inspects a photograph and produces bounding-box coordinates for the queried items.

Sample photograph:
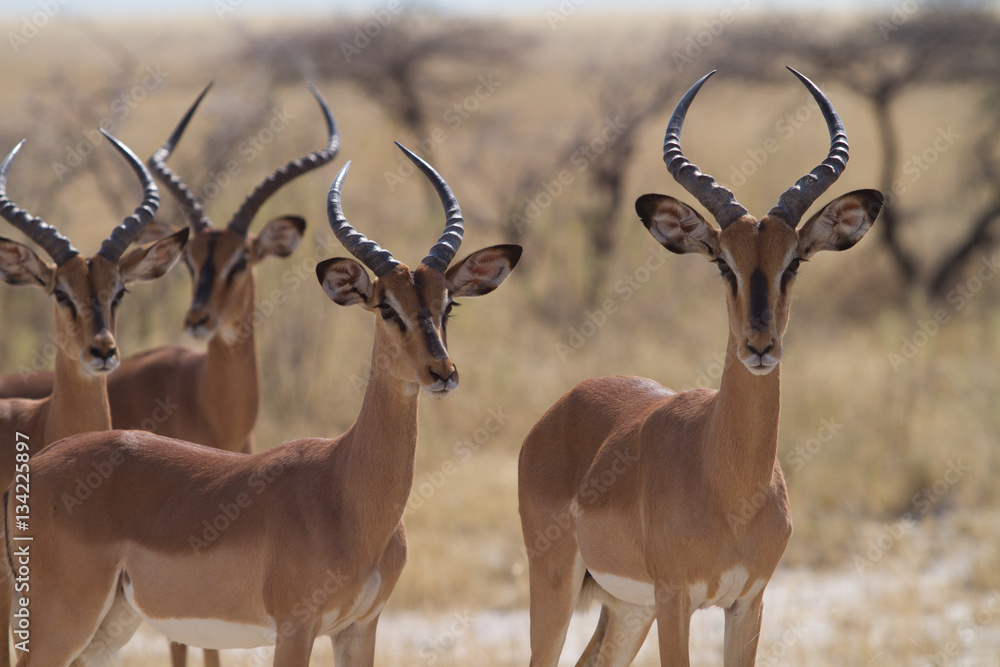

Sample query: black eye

[53,289,77,319]
[378,303,396,321]
[444,301,458,319]
[715,259,733,277]
[226,256,248,286]
[112,288,127,310]
[786,258,801,276]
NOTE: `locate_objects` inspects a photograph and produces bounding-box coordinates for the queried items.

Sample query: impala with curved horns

[0,131,186,667]
[518,67,883,666]
[8,142,521,665]
[0,83,339,461]
[0,82,338,667]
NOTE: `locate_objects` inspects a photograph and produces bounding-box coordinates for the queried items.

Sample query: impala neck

[336,325,420,557]
[47,337,112,444]
[203,274,259,429]
[706,333,782,504]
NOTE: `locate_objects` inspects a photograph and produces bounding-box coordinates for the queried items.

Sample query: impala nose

[746,341,773,357]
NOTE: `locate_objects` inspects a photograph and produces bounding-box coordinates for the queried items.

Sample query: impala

[7,143,521,665]
[518,68,883,666]
[0,131,185,666]
[0,82,339,458]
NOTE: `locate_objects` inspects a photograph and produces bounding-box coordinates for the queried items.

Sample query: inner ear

[252,216,306,261]
[636,194,719,259]
[444,244,522,298]
[798,189,883,259]
[317,257,374,307]
[120,228,190,284]
[0,238,53,288]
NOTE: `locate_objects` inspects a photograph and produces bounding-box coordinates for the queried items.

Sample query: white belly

[124,576,275,648]
[590,565,765,611]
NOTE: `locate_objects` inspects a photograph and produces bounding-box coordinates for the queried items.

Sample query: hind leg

[582,598,654,667]
[71,592,142,665]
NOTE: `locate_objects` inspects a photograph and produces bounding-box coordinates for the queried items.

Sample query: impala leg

[526,548,587,667]
[574,605,609,667]
[588,599,655,667]
[271,625,314,667]
[723,590,765,667]
[169,642,187,667]
[203,648,222,667]
[331,616,380,666]
[654,580,692,667]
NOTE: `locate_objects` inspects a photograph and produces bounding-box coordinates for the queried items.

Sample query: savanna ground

[0,7,999,665]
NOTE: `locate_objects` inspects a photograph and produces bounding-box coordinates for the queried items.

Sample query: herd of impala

[0,66,881,666]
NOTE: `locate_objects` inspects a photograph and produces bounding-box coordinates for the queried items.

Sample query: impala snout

[740,330,781,375]
[84,329,120,374]
[423,359,458,398]
[184,307,217,340]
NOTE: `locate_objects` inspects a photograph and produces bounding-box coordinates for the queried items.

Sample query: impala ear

[797,189,883,259]
[444,244,522,298]
[120,228,190,284]
[317,257,374,306]
[636,194,719,259]
[0,237,54,288]
[252,216,306,261]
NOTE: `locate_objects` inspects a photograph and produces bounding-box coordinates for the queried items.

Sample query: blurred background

[0,0,999,664]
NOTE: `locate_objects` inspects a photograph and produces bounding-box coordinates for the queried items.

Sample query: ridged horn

[662,70,749,230]
[97,129,160,262]
[0,140,79,265]
[393,143,464,273]
[147,82,214,232]
[326,162,399,276]
[227,83,340,236]
[767,67,850,228]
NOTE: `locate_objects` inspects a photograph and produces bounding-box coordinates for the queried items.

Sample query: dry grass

[1,12,999,665]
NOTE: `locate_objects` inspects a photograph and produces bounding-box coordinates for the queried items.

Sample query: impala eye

[785,258,801,276]
[444,301,458,319]
[53,289,77,318]
[226,255,248,286]
[378,303,396,321]
[715,258,733,277]
[112,287,127,310]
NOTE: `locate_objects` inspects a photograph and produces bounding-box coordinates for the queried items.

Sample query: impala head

[147,82,339,343]
[317,143,521,398]
[637,67,883,375]
[0,132,187,376]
